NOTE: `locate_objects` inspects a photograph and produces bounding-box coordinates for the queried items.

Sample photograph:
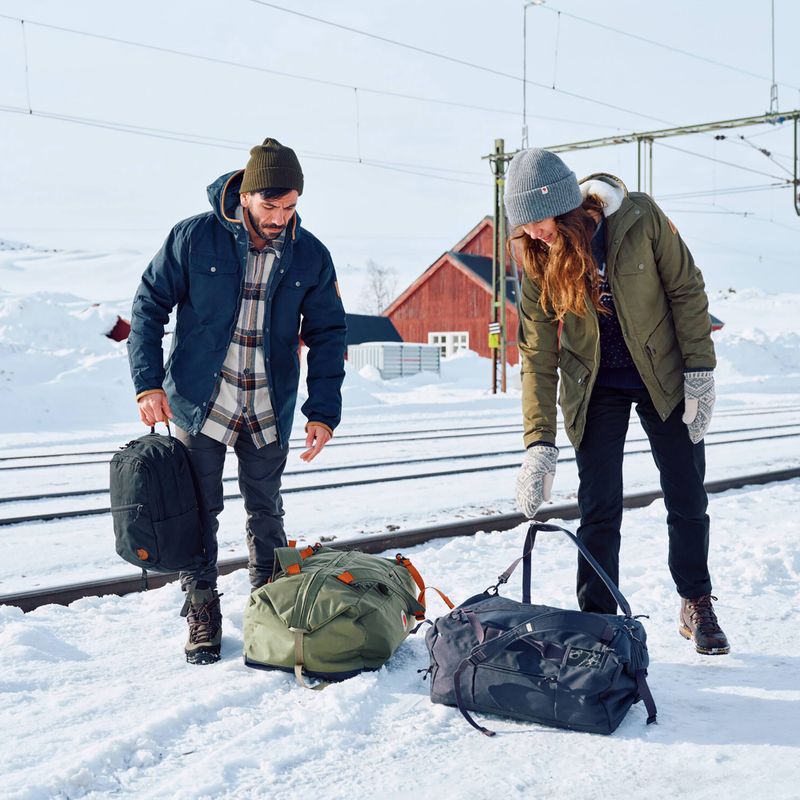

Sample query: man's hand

[138,391,173,427]
[301,423,332,462]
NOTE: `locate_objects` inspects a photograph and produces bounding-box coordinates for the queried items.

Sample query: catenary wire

[246,0,675,126]
[0,105,488,187]
[542,5,800,92]
[0,12,623,131]
[654,141,793,183]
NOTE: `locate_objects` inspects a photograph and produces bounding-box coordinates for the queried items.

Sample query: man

[128,138,347,665]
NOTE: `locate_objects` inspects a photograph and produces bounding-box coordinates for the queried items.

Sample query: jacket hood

[578,173,628,217]
[206,169,300,239]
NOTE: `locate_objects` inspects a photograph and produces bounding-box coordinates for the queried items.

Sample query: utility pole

[489,138,508,393]
[769,0,779,114]
[489,139,508,394]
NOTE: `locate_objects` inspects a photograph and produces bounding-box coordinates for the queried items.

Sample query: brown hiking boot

[181,582,223,665]
[679,594,730,655]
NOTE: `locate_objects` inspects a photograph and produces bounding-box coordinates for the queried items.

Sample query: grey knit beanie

[504,148,583,228]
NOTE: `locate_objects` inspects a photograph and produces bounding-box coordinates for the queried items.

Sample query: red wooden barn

[383,217,521,364]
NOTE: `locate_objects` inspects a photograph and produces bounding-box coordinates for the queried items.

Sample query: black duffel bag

[109,422,205,576]
[425,523,657,736]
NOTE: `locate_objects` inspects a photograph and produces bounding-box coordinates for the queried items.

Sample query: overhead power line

[654,141,792,183]
[657,182,791,201]
[247,0,674,126]
[0,12,625,131]
[0,104,489,187]
[542,5,800,93]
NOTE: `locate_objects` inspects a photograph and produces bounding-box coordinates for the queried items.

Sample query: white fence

[347,342,441,379]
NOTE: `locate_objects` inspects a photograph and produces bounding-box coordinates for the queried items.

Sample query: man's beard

[247,209,284,242]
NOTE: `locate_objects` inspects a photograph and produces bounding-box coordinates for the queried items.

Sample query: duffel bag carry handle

[489,523,633,618]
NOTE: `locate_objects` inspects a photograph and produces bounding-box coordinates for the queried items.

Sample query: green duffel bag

[243,544,449,687]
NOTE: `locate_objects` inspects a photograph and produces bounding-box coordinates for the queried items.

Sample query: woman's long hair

[510,194,607,320]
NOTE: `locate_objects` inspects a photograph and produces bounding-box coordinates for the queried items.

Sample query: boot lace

[686,595,722,635]
[187,594,221,645]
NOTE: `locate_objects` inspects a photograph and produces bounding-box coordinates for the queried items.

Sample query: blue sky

[0,0,798,303]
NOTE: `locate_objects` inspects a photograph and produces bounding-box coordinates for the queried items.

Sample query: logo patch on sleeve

[667,217,678,235]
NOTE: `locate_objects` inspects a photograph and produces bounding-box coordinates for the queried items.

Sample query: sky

[0,0,799,308]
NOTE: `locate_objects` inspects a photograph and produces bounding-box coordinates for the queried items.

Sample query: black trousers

[575,386,712,614]
[175,427,289,590]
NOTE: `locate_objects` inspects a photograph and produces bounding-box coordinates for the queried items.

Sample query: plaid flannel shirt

[199,207,283,449]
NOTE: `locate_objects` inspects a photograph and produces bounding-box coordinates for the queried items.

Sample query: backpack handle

[149,420,172,436]
[491,523,633,618]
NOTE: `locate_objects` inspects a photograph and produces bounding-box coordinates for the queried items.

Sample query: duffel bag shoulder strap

[453,620,657,735]
[490,524,633,619]
[454,621,567,737]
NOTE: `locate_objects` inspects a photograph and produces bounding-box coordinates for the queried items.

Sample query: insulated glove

[681,371,715,444]
[516,444,558,519]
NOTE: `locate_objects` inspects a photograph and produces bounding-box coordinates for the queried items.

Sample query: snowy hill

[0,249,798,441]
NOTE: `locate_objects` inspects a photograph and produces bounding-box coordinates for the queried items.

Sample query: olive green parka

[518,174,715,450]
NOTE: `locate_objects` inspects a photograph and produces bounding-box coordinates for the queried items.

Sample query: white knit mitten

[682,371,715,444]
[516,444,558,519]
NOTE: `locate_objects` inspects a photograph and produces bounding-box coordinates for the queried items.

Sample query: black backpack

[109,423,205,575]
[424,523,657,736]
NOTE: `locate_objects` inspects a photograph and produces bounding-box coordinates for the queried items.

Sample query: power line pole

[769,0,779,114]
[489,138,508,393]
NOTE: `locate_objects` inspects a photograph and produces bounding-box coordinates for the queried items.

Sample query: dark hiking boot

[679,594,730,655]
[181,581,223,665]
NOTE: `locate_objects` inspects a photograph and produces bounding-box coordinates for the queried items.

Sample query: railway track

[3,420,798,507]
[2,465,798,613]
[0,426,798,527]
[2,403,799,471]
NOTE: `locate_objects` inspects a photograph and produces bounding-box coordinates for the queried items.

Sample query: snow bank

[711,289,800,391]
[0,246,797,438]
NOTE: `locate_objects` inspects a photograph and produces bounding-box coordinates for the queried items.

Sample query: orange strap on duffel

[418,586,455,610]
[396,554,454,620]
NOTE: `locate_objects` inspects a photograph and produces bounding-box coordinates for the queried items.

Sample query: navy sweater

[591,218,645,389]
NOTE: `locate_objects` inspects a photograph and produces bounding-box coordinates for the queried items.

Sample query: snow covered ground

[1,249,799,799]
[2,480,800,800]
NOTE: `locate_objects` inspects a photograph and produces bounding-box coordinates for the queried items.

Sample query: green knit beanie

[240,138,304,195]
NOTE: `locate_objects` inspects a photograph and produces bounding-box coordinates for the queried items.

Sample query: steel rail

[0,420,524,463]
[2,466,798,612]
[2,421,799,506]
[1,431,799,528]
[2,404,799,470]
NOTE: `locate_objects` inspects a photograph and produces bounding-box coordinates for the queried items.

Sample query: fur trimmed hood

[578,173,628,217]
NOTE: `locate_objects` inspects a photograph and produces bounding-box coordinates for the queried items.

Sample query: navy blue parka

[127,170,347,446]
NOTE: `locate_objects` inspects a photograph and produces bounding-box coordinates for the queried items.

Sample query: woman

[507,148,728,655]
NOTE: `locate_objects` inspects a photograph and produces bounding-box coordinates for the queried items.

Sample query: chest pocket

[282,268,319,291]
[189,250,240,276]
[187,250,240,325]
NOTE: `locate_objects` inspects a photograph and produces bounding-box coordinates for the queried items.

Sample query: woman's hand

[516,443,559,518]
[681,371,715,443]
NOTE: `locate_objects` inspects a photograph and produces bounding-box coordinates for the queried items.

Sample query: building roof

[345,313,403,345]
[449,252,518,303]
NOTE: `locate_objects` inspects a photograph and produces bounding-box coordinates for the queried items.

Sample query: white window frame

[428,331,469,359]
